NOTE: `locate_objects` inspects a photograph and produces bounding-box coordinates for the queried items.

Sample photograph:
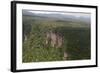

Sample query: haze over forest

[22,10,91,25]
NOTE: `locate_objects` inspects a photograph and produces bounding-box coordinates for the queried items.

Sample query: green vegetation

[22,15,91,63]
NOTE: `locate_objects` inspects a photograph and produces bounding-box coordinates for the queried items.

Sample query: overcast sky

[28,10,91,18]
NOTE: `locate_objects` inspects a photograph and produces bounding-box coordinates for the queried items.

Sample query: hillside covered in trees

[22,10,91,63]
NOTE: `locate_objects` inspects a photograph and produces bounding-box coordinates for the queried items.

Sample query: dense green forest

[22,13,91,63]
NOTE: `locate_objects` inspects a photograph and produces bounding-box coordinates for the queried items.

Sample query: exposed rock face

[45,31,63,48]
[63,52,68,60]
[45,31,68,60]
[23,34,27,42]
[24,35,27,41]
